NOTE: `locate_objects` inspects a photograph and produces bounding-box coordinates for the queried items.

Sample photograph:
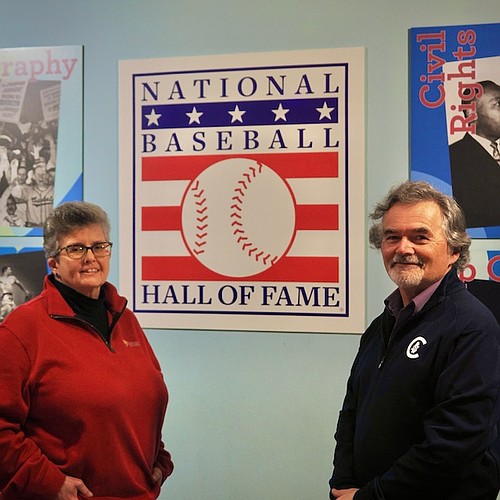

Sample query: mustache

[390,256,424,267]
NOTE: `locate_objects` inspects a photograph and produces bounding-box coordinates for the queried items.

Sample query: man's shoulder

[445,285,500,337]
[360,309,391,343]
[449,133,478,152]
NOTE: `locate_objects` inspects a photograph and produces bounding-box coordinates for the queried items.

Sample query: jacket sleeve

[0,327,66,497]
[355,328,500,500]
[154,441,174,483]
[141,322,174,484]
[329,360,360,491]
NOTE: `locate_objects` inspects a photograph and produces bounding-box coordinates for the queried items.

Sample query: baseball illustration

[181,157,296,278]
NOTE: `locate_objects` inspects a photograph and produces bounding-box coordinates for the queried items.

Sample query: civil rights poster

[119,48,365,333]
[410,23,500,286]
[409,23,500,239]
[0,45,83,236]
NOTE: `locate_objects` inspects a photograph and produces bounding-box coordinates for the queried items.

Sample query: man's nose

[396,237,415,254]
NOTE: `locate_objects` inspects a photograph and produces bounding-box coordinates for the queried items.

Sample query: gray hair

[43,201,111,258]
[368,180,471,271]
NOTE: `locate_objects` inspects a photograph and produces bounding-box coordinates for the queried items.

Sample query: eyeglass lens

[65,243,112,259]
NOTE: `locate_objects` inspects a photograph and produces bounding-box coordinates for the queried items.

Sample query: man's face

[6,199,16,215]
[475,84,500,141]
[380,201,459,304]
[33,165,47,187]
[17,167,27,184]
[46,168,55,185]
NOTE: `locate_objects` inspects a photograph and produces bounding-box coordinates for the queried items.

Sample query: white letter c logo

[406,336,428,359]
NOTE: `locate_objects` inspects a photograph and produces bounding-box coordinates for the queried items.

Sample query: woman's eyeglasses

[53,242,113,260]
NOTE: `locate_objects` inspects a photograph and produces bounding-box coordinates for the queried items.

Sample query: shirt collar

[471,133,499,158]
[385,277,444,317]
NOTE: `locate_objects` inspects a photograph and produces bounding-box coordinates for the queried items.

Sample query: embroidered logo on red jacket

[122,339,141,347]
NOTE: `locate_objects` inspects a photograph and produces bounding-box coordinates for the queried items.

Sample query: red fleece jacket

[0,275,173,499]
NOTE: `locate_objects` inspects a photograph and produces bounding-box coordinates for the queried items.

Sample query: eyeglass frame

[52,241,113,260]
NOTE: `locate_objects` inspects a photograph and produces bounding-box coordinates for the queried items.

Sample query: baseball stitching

[190,179,208,255]
[230,162,278,267]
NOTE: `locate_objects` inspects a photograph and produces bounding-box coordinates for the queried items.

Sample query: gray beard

[388,266,424,288]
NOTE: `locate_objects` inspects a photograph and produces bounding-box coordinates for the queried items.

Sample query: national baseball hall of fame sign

[119,48,365,333]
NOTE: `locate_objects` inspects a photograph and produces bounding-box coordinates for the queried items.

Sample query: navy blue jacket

[330,270,500,499]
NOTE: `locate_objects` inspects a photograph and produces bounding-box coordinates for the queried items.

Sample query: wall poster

[410,23,500,283]
[0,46,82,320]
[119,48,365,333]
[0,45,83,236]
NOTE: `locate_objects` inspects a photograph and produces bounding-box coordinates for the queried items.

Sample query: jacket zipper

[377,291,445,370]
[50,314,116,352]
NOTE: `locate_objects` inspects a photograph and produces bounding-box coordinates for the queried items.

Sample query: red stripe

[296,205,339,230]
[142,152,338,181]
[142,206,181,231]
[141,204,338,231]
[142,255,339,282]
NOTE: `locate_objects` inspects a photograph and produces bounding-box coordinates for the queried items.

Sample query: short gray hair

[43,201,111,258]
[368,180,471,270]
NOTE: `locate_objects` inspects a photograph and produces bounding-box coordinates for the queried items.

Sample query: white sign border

[119,48,365,334]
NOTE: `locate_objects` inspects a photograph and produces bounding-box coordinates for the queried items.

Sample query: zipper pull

[378,356,385,369]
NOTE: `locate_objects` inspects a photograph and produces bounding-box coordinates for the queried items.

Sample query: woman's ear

[47,257,58,275]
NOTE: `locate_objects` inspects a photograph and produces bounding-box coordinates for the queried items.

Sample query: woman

[0,201,173,499]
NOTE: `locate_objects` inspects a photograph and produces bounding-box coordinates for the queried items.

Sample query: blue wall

[1,1,498,498]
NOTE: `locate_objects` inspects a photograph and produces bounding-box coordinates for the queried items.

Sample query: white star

[228,105,246,123]
[272,103,290,122]
[316,101,335,120]
[186,106,203,125]
[145,109,161,126]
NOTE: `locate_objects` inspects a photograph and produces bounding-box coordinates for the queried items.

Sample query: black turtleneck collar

[51,274,110,341]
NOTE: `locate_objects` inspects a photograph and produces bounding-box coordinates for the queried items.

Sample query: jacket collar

[416,268,464,314]
[385,268,464,317]
[44,274,127,317]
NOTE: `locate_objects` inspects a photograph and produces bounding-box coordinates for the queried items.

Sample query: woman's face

[48,224,111,299]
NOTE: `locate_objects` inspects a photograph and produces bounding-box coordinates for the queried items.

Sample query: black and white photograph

[0,45,83,237]
[0,80,60,229]
[0,249,46,321]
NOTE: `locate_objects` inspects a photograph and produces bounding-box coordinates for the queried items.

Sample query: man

[449,79,500,228]
[0,265,29,320]
[24,161,54,227]
[0,135,13,199]
[0,265,29,299]
[2,194,23,227]
[329,181,500,500]
[9,162,29,224]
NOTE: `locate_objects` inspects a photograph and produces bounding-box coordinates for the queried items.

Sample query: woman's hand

[152,466,163,484]
[56,475,93,499]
